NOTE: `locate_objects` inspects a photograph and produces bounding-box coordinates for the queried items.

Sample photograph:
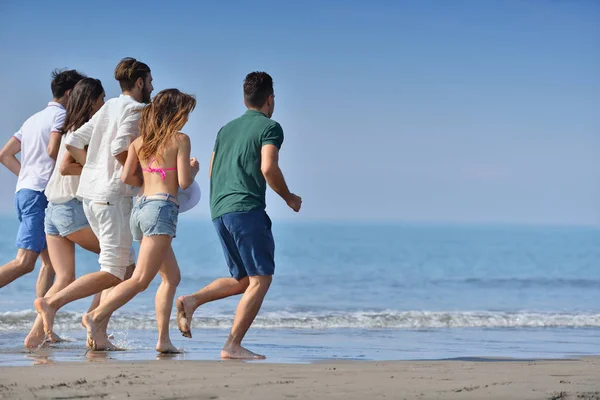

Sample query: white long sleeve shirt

[65,94,145,201]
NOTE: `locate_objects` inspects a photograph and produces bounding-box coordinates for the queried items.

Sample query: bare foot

[156,339,183,354]
[97,327,115,341]
[221,345,266,360]
[34,298,57,337]
[88,320,114,340]
[93,335,124,351]
[49,332,64,343]
[81,313,103,350]
[176,296,195,338]
[24,331,46,349]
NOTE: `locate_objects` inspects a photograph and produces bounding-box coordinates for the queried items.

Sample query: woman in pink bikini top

[142,158,177,181]
[84,89,200,353]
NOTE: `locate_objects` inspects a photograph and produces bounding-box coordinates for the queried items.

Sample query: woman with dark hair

[25,78,106,348]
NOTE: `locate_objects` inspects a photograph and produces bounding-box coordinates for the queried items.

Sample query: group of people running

[0,57,301,359]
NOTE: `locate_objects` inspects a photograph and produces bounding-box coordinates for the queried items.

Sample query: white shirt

[14,102,66,193]
[45,134,81,204]
[65,95,145,201]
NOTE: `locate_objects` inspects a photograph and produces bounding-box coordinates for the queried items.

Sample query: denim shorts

[15,189,48,253]
[130,194,179,241]
[45,198,90,237]
[212,208,275,281]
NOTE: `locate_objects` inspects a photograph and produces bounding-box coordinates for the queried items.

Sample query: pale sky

[0,0,598,226]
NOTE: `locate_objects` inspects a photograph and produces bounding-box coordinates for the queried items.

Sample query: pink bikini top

[142,158,177,181]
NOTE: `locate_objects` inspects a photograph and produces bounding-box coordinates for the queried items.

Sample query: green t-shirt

[210,110,284,220]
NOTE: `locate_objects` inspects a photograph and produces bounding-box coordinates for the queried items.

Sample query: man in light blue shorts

[0,69,85,294]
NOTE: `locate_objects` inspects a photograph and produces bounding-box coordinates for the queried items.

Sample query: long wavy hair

[61,78,104,134]
[138,89,196,163]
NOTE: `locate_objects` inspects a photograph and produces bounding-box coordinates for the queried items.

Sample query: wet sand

[1,357,599,399]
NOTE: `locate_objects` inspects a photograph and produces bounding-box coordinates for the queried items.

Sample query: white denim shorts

[83,197,136,280]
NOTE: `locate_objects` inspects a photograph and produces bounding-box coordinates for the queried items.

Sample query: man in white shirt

[0,69,85,293]
[35,58,153,350]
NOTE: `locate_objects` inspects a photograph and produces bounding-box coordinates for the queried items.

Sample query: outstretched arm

[0,137,22,176]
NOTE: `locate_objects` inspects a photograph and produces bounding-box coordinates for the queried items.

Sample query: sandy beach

[0,357,599,399]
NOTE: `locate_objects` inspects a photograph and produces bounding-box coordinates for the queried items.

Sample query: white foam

[2,309,600,331]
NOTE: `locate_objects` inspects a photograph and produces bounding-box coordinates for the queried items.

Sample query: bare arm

[49,111,66,161]
[47,131,62,161]
[64,115,95,165]
[115,151,128,166]
[261,144,302,212]
[66,144,88,166]
[121,142,143,187]
[177,134,199,190]
[0,137,21,176]
[59,152,83,176]
[209,151,215,178]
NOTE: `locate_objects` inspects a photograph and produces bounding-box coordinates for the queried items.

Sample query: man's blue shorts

[212,208,275,281]
[15,189,48,253]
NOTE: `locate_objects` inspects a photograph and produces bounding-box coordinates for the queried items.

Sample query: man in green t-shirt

[176,72,302,359]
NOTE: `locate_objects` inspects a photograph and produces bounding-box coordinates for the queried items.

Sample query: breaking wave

[2,309,600,331]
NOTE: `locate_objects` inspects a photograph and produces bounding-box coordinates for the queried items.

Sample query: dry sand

[1,357,599,399]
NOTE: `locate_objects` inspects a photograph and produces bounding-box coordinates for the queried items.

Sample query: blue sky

[0,0,598,225]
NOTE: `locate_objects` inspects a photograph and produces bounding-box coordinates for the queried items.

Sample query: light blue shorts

[45,198,90,237]
[130,194,179,241]
[15,189,48,253]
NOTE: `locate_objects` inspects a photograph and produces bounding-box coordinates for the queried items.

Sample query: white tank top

[44,134,81,204]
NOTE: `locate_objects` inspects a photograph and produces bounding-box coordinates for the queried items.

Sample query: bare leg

[32,229,99,345]
[87,293,101,313]
[24,318,47,349]
[90,264,134,342]
[34,271,121,338]
[89,288,121,351]
[86,294,119,342]
[221,275,272,360]
[82,236,171,350]
[155,246,181,353]
[176,277,248,338]
[86,292,104,334]
[67,228,102,320]
[67,228,100,255]
[124,263,135,280]
[34,228,120,338]
[35,249,61,342]
[0,249,38,289]
[25,236,75,348]
[36,249,55,298]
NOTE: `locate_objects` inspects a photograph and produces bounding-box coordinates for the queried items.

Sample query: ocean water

[1,216,600,365]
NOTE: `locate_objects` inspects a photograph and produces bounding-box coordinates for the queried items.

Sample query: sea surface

[1,217,599,365]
